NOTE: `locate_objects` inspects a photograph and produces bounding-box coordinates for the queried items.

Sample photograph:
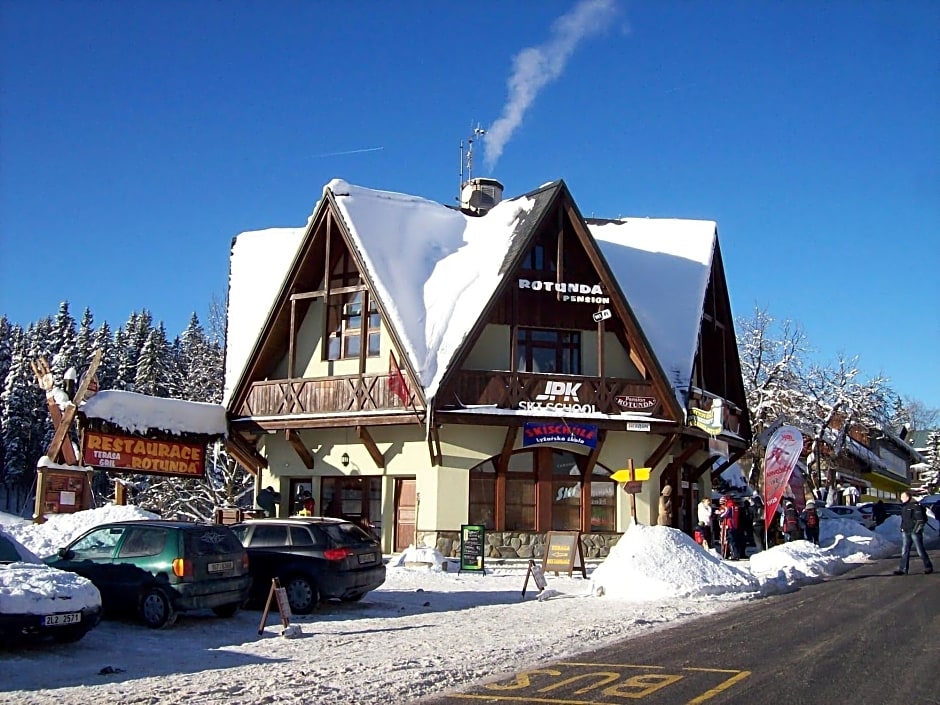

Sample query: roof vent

[460,177,504,216]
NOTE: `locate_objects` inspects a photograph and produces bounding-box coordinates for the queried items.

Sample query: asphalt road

[421,553,939,705]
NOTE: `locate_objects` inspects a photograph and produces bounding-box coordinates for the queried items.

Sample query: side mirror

[57,547,73,559]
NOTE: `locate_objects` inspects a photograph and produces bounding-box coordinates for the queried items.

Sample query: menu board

[459,524,486,573]
[542,531,587,578]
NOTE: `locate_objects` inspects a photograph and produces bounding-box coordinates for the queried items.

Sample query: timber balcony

[234,370,664,419]
[234,373,416,418]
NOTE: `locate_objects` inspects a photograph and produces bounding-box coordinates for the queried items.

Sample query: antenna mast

[458,123,486,202]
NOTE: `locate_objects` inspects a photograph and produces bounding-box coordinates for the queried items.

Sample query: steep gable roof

[586,217,717,397]
[225,179,730,422]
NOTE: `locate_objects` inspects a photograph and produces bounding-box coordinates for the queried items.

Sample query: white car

[0,530,103,645]
[817,505,876,530]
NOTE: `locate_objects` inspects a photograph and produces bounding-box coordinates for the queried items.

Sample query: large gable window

[522,243,556,272]
[327,291,380,360]
[517,328,581,374]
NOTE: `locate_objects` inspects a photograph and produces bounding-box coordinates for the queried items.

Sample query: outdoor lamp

[341,452,350,467]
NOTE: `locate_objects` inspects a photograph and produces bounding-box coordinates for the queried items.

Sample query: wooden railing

[236,373,414,417]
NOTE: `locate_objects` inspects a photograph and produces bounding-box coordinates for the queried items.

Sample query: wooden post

[628,458,637,524]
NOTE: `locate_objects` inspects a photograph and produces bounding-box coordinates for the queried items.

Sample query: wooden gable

[691,239,752,442]
[227,192,424,431]
[435,181,684,425]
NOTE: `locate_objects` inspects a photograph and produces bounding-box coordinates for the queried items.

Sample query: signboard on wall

[523,421,598,448]
[82,430,206,478]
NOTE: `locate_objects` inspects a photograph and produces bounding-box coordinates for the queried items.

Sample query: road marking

[451,662,750,704]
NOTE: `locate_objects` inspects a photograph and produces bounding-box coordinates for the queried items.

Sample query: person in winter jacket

[748,494,766,552]
[801,499,820,545]
[781,500,802,542]
[894,491,934,575]
[697,497,714,547]
[657,485,674,527]
[718,496,741,560]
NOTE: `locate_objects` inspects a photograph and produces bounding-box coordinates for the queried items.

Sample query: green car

[46,520,251,629]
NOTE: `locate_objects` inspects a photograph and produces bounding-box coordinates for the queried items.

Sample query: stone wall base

[415,530,622,560]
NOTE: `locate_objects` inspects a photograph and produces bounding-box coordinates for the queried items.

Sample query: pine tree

[75,308,95,377]
[1,329,39,487]
[135,324,171,398]
[50,301,78,384]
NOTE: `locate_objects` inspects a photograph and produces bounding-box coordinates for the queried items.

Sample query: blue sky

[1,1,938,410]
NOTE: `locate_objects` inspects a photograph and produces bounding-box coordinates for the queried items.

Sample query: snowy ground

[1,505,936,705]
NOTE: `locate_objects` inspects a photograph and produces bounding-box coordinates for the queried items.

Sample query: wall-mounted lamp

[341,452,350,467]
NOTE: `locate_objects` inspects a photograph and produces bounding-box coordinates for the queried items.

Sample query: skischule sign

[523,421,599,448]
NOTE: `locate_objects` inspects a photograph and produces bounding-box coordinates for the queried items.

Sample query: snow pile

[388,545,448,570]
[0,529,102,614]
[749,540,846,587]
[822,518,897,560]
[1,504,157,559]
[589,523,760,600]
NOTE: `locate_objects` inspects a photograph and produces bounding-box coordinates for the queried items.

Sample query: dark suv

[46,520,251,629]
[231,517,385,614]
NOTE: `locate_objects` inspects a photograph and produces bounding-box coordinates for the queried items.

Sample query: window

[326,291,381,360]
[552,452,582,531]
[69,527,124,560]
[517,328,581,374]
[248,525,290,548]
[118,528,167,558]
[522,244,555,272]
[505,453,536,531]
[469,459,496,529]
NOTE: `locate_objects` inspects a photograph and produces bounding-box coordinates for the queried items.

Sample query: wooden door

[394,478,417,552]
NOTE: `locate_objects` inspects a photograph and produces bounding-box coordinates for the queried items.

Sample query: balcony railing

[235,373,414,418]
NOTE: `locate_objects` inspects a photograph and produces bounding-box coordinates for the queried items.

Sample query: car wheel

[52,625,91,643]
[212,602,241,618]
[139,588,177,629]
[284,576,319,615]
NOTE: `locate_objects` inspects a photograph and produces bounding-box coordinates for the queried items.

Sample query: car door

[52,525,127,608]
[243,524,291,599]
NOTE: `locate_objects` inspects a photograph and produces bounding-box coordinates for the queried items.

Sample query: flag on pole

[388,352,410,407]
[762,425,804,533]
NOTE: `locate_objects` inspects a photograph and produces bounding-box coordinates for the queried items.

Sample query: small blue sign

[523,421,598,448]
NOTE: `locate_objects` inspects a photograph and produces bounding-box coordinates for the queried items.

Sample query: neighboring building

[222,178,751,557]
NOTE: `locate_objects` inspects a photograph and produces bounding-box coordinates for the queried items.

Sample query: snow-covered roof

[588,218,716,393]
[224,179,718,408]
[81,390,228,437]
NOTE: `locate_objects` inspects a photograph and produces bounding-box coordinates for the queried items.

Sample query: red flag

[388,352,410,407]
[762,425,803,533]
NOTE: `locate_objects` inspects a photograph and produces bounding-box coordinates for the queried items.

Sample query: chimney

[459,177,504,216]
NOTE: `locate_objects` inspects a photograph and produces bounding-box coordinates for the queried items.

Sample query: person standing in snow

[749,494,766,552]
[697,497,714,547]
[657,485,674,527]
[718,496,741,560]
[893,491,934,576]
[801,499,820,546]
[872,500,888,527]
[781,500,802,542]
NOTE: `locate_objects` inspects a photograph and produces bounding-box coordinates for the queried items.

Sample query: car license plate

[358,553,375,564]
[44,612,81,626]
[208,560,234,573]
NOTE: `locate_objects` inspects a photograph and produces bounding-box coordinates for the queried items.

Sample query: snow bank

[589,524,760,600]
[2,505,158,559]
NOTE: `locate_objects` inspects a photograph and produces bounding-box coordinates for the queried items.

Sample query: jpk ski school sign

[83,430,206,477]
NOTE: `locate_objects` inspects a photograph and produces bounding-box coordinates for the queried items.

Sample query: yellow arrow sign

[610,468,651,482]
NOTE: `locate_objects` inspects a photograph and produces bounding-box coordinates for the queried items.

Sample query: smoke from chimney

[483,0,619,171]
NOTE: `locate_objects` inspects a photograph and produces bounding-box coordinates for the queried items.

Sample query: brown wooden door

[394,478,417,552]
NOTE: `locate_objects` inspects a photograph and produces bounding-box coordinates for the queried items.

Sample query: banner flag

[762,425,804,533]
[388,352,410,407]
